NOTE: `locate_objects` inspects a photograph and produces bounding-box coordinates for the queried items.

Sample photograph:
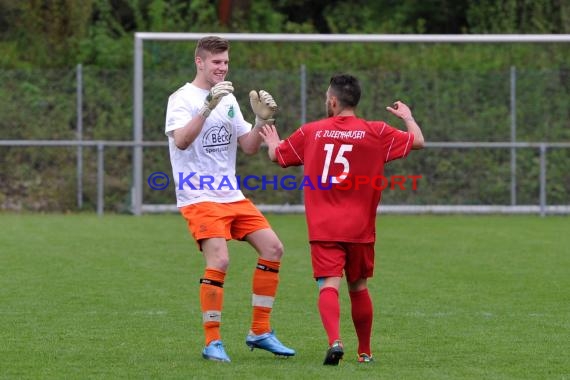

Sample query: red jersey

[275,115,414,243]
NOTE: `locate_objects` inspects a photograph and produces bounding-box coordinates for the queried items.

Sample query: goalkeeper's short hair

[195,36,230,59]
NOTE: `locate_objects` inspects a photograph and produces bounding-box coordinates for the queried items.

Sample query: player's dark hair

[329,74,361,108]
[195,36,230,58]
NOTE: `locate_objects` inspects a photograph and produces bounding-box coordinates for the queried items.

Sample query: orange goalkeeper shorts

[180,199,270,249]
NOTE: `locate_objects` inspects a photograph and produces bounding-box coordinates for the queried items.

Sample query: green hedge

[1,47,569,212]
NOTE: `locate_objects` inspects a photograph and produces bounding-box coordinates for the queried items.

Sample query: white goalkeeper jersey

[165,82,252,207]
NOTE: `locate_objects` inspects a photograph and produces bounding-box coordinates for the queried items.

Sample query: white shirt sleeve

[165,90,195,137]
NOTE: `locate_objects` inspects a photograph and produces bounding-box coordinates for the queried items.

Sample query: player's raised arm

[259,125,281,162]
[250,90,278,127]
[173,81,233,150]
[386,101,425,149]
[239,90,279,154]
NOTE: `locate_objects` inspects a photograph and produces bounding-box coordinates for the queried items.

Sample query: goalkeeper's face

[197,51,229,86]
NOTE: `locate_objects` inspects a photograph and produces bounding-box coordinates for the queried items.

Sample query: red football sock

[349,288,373,355]
[318,287,340,346]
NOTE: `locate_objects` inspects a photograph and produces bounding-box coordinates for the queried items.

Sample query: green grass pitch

[1,213,569,379]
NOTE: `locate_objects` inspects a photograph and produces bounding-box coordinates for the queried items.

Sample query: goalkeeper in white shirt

[164,35,295,363]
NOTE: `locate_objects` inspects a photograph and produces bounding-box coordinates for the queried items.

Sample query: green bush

[1,1,569,211]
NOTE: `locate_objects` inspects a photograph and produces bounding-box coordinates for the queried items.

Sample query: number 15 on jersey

[321,143,353,184]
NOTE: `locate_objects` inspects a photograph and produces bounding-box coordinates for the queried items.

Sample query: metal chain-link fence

[0,66,569,213]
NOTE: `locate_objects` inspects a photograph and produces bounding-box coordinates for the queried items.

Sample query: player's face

[197,50,229,86]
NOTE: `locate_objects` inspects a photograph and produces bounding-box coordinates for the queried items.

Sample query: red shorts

[180,199,270,249]
[310,241,375,283]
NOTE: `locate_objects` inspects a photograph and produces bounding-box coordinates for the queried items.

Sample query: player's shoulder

[170,82,188,95]
[169,82,203,99]
[294,119,327,137]
[363,119,387,128]
[304,117,332,130]
[363,119,394,135]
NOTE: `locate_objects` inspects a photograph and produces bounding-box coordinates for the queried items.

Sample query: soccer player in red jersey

[260,73,425,365]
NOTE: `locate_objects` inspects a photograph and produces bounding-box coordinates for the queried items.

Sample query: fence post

[97,142,105,216]
[133,36,144,216]
[539,144,547,217]
[510,66,517,206]
[76,63,83,209]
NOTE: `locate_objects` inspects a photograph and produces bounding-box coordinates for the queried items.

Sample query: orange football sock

[251,258,280,335]
[200,268,226,345]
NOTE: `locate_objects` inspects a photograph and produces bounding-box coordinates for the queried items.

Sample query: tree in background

[467,0,570,34]
[0,0,93,67]
[1,0,569,69]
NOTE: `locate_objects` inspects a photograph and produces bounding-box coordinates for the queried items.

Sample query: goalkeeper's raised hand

[249,90,278,127]
[199,81,234,118]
